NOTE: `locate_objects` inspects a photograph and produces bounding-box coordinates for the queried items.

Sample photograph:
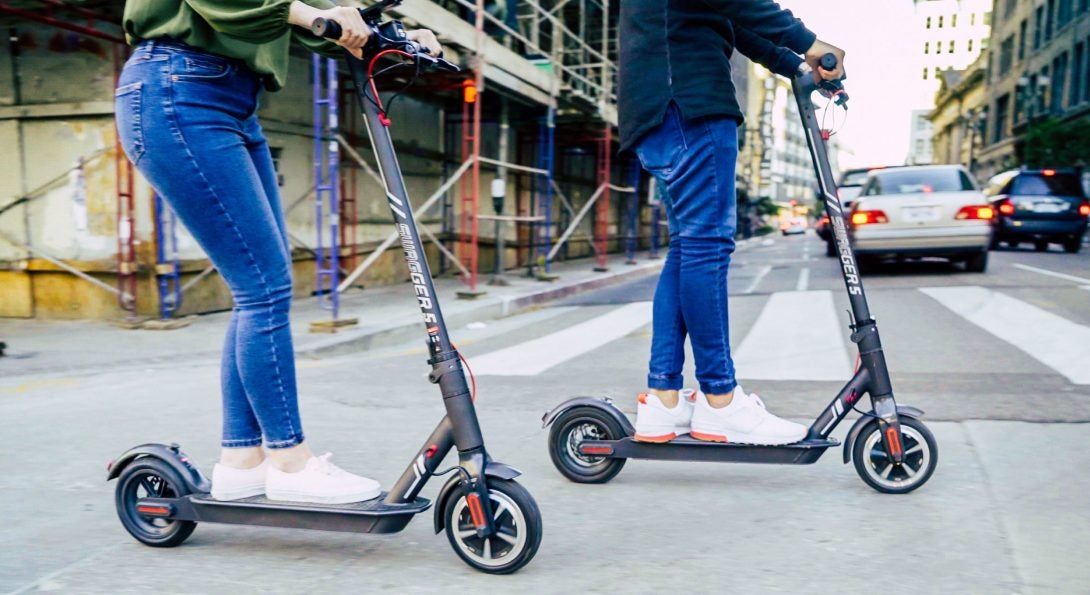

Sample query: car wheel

[1063,237,1082,254]
[964,250,988,273]
[1034,240,1049,252]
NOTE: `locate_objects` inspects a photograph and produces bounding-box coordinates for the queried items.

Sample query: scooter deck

[144,492,431,534]
[580,435,839,465]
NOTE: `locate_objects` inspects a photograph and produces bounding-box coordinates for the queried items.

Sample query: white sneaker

[633,389,698,443]
[211,459,268,501]
[690,386,807,445]
[265,453,381,504]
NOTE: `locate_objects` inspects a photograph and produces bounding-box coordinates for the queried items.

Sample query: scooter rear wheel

[548,406,627,484]
[444,478,542,574]
[852,416,937,494]
[115,457,196,547]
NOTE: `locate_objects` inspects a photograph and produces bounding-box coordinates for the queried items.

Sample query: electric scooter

[543,55,938,495]
[108,0,542,573]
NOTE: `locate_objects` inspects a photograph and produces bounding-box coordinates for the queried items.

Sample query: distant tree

[1023,117,1090,168]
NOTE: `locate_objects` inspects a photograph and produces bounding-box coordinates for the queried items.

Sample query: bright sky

[779,0,921,169]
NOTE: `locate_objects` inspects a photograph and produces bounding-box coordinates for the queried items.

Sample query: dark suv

[984,168,1089,253]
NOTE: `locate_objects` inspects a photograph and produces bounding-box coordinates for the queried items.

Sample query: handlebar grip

[819,53,838,71]
[311,17,342,39]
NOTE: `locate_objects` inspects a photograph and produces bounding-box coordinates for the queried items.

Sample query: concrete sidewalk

[0,251,667,378]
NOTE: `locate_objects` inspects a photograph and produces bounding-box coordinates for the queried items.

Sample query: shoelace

[313,453,347,477]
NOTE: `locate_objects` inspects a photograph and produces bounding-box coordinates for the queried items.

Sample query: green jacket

[122,0,342,91]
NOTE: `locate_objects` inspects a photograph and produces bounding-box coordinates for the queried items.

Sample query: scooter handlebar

[807,53,849,107]
[310,16,460,72]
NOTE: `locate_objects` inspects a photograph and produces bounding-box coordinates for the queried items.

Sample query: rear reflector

[955,205,995,220]
[1080,202,1090,216]
[1042,169,1056,176]
[850,210,889,226]
[998,200,1015,215]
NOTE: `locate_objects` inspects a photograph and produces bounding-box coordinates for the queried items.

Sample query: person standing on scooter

[620,0,846,444]
[115,1,441,503]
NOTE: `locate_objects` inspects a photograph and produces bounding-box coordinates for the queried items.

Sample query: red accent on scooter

[466,493,486,528]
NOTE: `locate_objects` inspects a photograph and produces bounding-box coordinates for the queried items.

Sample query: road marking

[469,302,653,376]
[742,265,772,294]
[734,290,853,381]
[920,286,1090,385]
[1012,263,1090,285]
[795,268,811,291]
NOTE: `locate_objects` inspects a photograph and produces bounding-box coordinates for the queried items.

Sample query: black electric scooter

[108,1,541,573]
[543,56,938,494]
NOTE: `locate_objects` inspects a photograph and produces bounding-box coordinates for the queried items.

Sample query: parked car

[848,164,993,272]
[983,168,1090,253]
[819,167,887,256]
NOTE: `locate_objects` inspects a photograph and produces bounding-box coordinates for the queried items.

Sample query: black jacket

[618,0,816,151]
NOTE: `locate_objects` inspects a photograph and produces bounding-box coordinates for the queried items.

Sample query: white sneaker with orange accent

[633,389,698,443]
[690,386,806,445]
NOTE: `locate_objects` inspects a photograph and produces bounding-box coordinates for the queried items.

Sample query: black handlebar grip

[311,17,342,39]
[819,53,838,71]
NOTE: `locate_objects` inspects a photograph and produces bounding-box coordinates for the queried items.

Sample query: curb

[296,258,666,358]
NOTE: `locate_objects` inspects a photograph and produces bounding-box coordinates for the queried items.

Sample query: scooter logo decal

[407,454,427,494]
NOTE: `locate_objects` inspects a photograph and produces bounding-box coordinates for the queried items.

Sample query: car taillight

[850,210,888,226]
[1080,202,1090,216]
[997,198,1015,215]
[955,205,995,220]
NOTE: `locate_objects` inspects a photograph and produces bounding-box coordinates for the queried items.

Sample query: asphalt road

[2,232,1089,593]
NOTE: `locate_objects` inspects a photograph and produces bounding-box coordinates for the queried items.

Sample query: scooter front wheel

[115,457,196,547]
[548,406,627,484]
[444,478,542,574]
[852,415,937,494]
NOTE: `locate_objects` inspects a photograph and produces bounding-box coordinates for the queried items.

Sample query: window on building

[1080,0,1089,13]
[969,39,974,53]
[993,94,1010,143]
[982,37,989,49]
[1000,35,1014,73]
[939,15,944,28]
[1051,53,1067,111]
[1038,66,1050,113]
[1084,36,1090,102]
[935,66,941,79]
[1018,19,1027,60]
[1059,0,1073,26]
[1072,43,1084,106]
[926,16,932,29]
[984,10,992,25]
[1034,6,1044,49]
[925,41,930,54]
[971,12,976,26]
[1015,86,1025,122]
[952,13,957,27]
[923,67,929,79]
[1046,0,1055,41]
[1005,0,1017,18]
[949,40,956,53]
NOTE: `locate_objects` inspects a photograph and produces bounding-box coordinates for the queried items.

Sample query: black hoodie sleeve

[702,0,816,54]
[733,26,804,78]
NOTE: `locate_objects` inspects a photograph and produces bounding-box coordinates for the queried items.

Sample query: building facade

[909,0,994,164]
[928,54,988,172]
[975,0,1090,179]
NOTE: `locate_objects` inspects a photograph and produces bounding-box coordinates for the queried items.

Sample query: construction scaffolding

[0,0,668,321]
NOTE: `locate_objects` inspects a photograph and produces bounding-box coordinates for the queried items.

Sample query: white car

[848,165,993,272]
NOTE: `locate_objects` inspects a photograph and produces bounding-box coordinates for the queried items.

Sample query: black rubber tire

[444,478,542,574]
[989,235,1001,250]
[115,457,196,547]
[825,240,837,257]
[964,250,988,273]
[1035,240,1049,252]
[548,406,627,484]
[1063,237,1082,253]
[852,415,937,494]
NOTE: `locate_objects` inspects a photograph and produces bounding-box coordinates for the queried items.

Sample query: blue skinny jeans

[115,40,303,449]
[634,103,740,396]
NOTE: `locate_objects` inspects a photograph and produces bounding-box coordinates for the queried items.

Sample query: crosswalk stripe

[920,286,1090,385]
[469,302,653,376]
[1012,263,1090,285]
[733,290,853,381]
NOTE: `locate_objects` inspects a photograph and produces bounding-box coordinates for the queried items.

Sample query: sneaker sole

[690,429,805,446]
[265,488,382,505]
[210,484,266,501]
[633,431,677,443]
